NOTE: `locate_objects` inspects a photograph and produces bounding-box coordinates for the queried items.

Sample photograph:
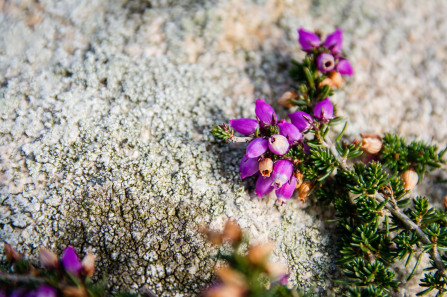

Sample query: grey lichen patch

[58,181,216,295]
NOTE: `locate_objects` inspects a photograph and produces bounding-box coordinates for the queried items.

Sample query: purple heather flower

[61,246,82,276]
[278,120,303,143]
[313,98,334,122]
[255,99,277,127]
[278,273,290,285]
[323,29,343,54]
[268,134,290,156]
[271,160,293,189]
[240,156,259,179]
[35,286,57,297]
[255,175,274,197]
[229,118,259,135]
[289,111,313,132]
[317,53,335,73]
[298,27,321,51]
[276,176,297,202]
[337,59,354,76]
[245,137,268,159]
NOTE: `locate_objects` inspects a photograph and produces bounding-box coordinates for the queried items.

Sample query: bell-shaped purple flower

[337,59,354,76]
[35,286,57,297]
[323,29,343,54]
[289,111,313,132]
[317,53,335,73]
[298,28,321,52]
[240,156,259,179]
[278,120,303,143]
[61,246,82,276]
[272,160,293,189]
[268,135,290,156]
[313,98,334,122]
[245,137,268,159]
[276,176,297,202]
[255,175,274,197]
[229,118,259,135]
[255,99,277,127]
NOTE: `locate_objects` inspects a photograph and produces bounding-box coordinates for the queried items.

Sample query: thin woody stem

[323,137,347,170]
[374,193,447,278]
[227,136,253,143]
[0,273,47,283]
[324,136,447,278]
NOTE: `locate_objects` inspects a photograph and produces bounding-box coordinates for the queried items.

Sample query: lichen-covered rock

[1,0,447,296]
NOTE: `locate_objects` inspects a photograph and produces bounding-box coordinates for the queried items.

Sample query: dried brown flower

[259,158,273,177]
[402,169,418,191]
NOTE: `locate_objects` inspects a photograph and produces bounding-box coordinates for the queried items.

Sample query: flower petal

[255,99,277,127]
[317,53,335,73]
[245,137,268,159]
[278,120,303,143]
[240,156,259,179]
[268,135,290,155]
[35,286,57,297]
[229,118,259,135]
[61,246,82,276]
[255,174,274,197]
[289,111,313,132]
[313,98,334,122]
[276,176,297,202]
[298,27,321,51]
[337,59,354,76]
[323,29,343,54]
[272,160,293,189]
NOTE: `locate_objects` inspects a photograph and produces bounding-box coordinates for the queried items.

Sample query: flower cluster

[231,97,334,203]
[1,244,96,297]
[298,28,353,77]
[214,27,447,297]
[201,221,298,297]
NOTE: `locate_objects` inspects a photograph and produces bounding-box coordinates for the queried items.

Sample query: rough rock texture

[1,0,447,296]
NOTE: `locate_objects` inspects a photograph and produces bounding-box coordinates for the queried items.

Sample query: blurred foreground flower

[201,220,311,297]
[0,243,155,297]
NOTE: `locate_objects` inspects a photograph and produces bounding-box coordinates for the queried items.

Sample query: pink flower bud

[81,253,95,277]
[272,160,293,189]
[255,99,277,127]
[323,29,343,54]
[255,175,274,197]
[289,111,313,132]
[39,247,59,269]
[275,176,297,203]
[337,59,354,76]
[298,28,321,52]
[229,118,259,135]
[239,156,259,179]
[313,98,334,122]
[317,53,335,73]
[278,120,303,143]
[4,243,22,264]
[61,246,82,276]
[268,135,290,156]
[245,137,268,159]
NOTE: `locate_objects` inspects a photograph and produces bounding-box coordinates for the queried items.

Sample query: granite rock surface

[1,0,447,296]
